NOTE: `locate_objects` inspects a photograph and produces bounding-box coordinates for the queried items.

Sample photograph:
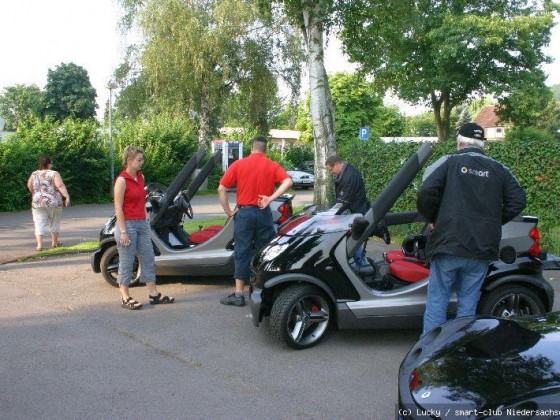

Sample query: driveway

[0,190,314,264]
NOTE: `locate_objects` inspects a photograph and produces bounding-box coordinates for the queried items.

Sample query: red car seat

[388,260,430,283]
[385,234,430,283]
[189,225,223,244]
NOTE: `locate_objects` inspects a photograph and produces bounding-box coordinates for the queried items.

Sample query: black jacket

[334,162,369,214]
[417,147,526,261]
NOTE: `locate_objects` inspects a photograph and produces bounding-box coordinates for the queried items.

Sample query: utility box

[211,140,243,172]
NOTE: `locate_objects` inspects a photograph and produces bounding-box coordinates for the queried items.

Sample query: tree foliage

[552,84,560,100]
[117,0,302,144]
[43,63,97,121]
[0,117,106,211]
[403,112,437,137]
[296,72,406,152]
[0,84,43,130]
[338,0,558,141]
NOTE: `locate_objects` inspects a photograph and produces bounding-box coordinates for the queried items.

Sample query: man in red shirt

[218,137,293,306]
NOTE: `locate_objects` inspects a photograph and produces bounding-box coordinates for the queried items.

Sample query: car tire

[270,284,331,350]
[100,244,141,288]
[478,285,546,318]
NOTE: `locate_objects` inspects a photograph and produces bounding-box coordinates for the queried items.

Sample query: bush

[112,114,199,186]
[341,129,560,252]
[0,118,107,211]
[489,128,560,252]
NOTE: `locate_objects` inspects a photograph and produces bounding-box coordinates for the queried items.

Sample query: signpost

[359,127,369,141]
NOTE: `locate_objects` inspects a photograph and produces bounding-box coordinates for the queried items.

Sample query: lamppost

[107,81,118,194]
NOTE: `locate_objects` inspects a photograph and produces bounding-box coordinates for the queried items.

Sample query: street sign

[359,127,369,141]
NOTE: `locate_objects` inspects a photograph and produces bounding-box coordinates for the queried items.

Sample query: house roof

[269,129,300,141]
[474,106,502,128]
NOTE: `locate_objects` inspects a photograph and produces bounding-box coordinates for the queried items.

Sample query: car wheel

[478,285,546,318]
[270,284,331,349]
[100,244,141,288]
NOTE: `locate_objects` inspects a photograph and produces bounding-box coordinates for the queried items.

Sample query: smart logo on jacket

[460,166,489,178]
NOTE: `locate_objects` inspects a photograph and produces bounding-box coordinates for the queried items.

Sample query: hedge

[2,118,557,253]
[341,128,560,252]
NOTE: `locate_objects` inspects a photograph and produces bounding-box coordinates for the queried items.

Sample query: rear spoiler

[347,142,432,258]
[150,147,206,228]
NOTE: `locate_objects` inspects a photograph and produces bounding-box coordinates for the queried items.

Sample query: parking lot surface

[1,253,423,419]
[1,190,559,419]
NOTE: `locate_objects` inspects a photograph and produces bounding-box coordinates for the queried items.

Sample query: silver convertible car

[91,147,293,286]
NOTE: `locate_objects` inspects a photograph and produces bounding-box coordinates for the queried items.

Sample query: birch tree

[277,0,337,204]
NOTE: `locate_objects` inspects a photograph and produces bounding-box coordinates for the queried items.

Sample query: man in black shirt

[326,155,370,266]
[417,123,526,336]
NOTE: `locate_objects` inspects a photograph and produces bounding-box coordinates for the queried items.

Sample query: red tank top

[119,170,146,220]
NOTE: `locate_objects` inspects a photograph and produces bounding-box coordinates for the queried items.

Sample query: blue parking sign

[359,127,369,141]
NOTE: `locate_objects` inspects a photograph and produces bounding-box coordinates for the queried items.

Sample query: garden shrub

[341,129,560,252]
[111,114,199,186]
[0,118,107,211]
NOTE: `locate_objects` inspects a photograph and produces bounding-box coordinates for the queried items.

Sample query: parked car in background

[287,170,315,190]
[295,160,314,173]
[398,312,560,419]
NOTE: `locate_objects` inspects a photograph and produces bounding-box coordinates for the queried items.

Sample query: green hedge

[111,114,199,186]
[341,129,560,252]
[2,117,557,253]
[0,118,108,211]
[0,115,199,212]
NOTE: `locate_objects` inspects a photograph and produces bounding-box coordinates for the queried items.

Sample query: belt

[237,204,259,208]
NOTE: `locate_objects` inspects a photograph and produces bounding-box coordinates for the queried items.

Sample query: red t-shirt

[119,170,146,220]
[220,153,290,206]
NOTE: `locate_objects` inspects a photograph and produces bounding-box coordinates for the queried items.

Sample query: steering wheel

[184,202,194,219]
[381,224,391,245]
[176,194,194,219]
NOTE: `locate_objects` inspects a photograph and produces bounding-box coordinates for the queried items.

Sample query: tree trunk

[198,93,210,147]
[301,4,336,205]
[432,91,452,142]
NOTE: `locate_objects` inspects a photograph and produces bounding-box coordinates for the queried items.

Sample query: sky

[0,0,559,121]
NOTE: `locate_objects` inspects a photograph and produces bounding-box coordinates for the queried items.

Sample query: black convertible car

[397,312,560,419]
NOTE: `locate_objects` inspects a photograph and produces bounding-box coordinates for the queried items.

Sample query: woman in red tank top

[114,145,175,310]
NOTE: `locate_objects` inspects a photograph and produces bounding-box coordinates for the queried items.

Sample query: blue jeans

[116,219,156,285]
[422,254,488,336]
[233,206,275,282]
[354,245,367,267]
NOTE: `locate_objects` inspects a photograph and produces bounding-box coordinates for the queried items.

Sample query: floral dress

[30,170,63,208]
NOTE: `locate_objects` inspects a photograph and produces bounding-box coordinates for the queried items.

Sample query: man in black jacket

[417,123,526,336]
[326,155,370,267]
[325,156,369,215]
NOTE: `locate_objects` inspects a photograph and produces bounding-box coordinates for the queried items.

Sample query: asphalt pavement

[1,188,414,419]
[1,189,559,419]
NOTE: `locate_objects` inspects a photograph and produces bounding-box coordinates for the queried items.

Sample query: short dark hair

[252,136,268,153]
[38,155,52,170]
[325,155,343,167]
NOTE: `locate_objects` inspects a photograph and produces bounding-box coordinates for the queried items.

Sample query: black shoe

[220,293,246,307]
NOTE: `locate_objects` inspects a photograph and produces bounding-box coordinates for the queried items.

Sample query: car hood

[278,212,358,236]
[288,170,314,178]
[412,313,560,412]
